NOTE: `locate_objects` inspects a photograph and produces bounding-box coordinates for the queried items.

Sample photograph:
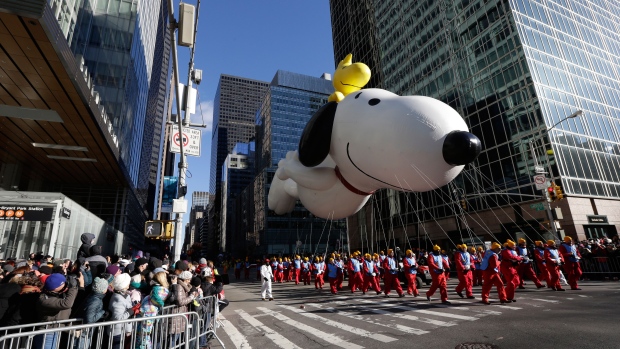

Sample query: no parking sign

[170,125,201,157]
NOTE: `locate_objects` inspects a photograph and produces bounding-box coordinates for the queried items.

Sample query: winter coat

[0,285,40,326]
[108,290,133,336]
[83,292,106,324]
[86,246,108,278]
[78,233,96,259]
[169,282,194,334]
[0,282,21,321]
[37,287,78,323]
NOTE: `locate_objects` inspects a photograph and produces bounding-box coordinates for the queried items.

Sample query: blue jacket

[83,292,106,324]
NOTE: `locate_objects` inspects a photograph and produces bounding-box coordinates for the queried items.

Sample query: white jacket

[260,265,273,279]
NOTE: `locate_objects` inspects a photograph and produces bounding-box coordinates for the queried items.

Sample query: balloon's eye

[368,98,380,106]
[355,92,362,99]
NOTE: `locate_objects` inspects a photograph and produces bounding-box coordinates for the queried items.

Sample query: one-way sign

[170,125,201,157]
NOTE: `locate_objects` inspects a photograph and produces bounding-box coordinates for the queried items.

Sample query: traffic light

[145,221,163,238]
[554,184,564,200]
[547,184,557,202]
[162,221,175,240]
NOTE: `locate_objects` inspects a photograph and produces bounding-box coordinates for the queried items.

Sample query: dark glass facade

[331,0,620,246]
[252,71,347,257]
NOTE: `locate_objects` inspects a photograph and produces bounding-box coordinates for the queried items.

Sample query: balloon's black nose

[443,131,481,166]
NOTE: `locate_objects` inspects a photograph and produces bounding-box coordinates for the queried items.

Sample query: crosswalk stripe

[355,298,478,321]
[332,300,455,327]
[235,309,302,349]
[278,304,398,342]
[219,318,253,349]
[528,298,559,303]
[257,307,364,349]
[448,299,522,310]
[305,302,431,335]
[440,300,503,315]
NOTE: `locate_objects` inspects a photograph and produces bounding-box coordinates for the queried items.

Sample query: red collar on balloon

[335,167,374,196]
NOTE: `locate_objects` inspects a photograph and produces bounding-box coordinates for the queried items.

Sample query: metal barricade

[0,318,83,338]
[580,256,620,278]
[0,312,201,349]
[195,295,225,349]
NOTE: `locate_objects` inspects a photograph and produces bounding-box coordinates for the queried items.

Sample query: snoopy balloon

[268,61,481,220]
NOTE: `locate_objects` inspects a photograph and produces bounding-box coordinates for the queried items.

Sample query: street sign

[529,202,546,211]
[533,174,547,190]
[170,125,201,157]
[0,205,54,221]
[535,166,545,173]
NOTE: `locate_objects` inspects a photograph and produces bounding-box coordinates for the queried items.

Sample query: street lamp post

[528,110,582,240]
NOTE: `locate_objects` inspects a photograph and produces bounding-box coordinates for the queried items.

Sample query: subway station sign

[0,205,54,221]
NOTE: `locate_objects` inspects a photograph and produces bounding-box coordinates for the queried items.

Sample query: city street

[211,276,620,349]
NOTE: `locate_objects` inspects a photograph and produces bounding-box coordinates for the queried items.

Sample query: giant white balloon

[268,88,481,219]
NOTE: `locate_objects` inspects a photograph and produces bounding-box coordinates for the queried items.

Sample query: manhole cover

[455,344,499,349]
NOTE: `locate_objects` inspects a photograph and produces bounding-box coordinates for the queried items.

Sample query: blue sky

[173,1,335,226]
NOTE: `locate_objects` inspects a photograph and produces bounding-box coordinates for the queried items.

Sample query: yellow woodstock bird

[328,53,371,102]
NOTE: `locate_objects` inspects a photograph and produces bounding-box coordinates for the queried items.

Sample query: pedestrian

[361,253,381,295]
[383,249,404,298]
[234,259,242,280]
[441,250,451,281]
[169,271,198,345]
[471,247,483,287]
[86,246,108,278]
[559,236,583,290]
[544,240,565,291]
[77,233,96,259]
[534,241,551,287]
[1,274,42,326]
[312,256,325,289]
[301,257,311,285]
[108,273,135,349]
[326,258,340,294]
[244,257,251,280]
[260,259,274,301]
[293,255,302,285]
[454,244,475,299]
[480,243,508,305]
[403,250,420,297]
[500,240,521,302]
[137,272,170,349]
[349,252,363,293]
[516,238,544,289]
[336,254,345,291]
[426,245,449,304]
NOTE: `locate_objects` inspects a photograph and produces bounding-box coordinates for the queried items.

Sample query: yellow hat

[441,250,446,254]
[455,244,462,250]
[364,253,371,258]
[330,253,335,258]
[518,238,526,244]
[372,253,379,257]
[380,250,385,254]
[336,254,340,258]
[314,256,319,261]
[304,257,309,261]
[477,246,483,251]
[506,240,516,248]
[329,258,334,263]
[433,245,441,251]
[469,247,476,253]
[535,241,543,247]
[563,236,572,243]
[491,242,502,249]
[406,249,413,256]
[547,240,556,246]
[387,249,393,254]
[461,244,468,250]
[319,256,323,261]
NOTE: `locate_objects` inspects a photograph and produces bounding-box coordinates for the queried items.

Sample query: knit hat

[149,257,162,270]
[175,260,189,271]
[153,267,166,274]
[178,271,192,280]
[135,258,149,269]
[44,273,66,291]
[190,276,201,287]
[92,277,109,294]
[199,258,207,265]
[113,273,131,291]
[106,265,120,275]
[130,274,142,289]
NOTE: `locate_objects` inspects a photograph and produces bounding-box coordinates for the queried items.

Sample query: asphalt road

[210,275,620,349]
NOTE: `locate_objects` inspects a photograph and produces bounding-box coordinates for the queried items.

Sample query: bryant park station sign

[0,205,54,221]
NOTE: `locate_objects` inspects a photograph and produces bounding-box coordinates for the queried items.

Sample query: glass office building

[330,0,620,247]
[250,71,348,257]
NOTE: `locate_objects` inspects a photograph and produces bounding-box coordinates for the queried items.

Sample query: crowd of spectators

[0,233,227,349]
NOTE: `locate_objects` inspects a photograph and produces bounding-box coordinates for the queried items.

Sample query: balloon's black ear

[298,102,338,167]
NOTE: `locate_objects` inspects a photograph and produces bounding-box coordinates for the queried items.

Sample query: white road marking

[235,309,302,349]
[278,304,398,342]
[220,318,253,349]
[528,298,559,303]
[257,307,364,349]
[355,298,478,321]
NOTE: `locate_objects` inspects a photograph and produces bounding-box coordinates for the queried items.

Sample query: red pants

[314,273,324,289]
[536,262,550,286]
[294,269,301,285]
[455,269,473,297]
[473,269,483,286]
[500,265,519,300]
[288,269,294,281]
[329,277,338,294]
[444,270,450,281]
[283,269,290,281]
[337,272,344,290]
[405,273,419,295]
[302,271,311,285]
[481,271,507,302]
[426,272,447,301]
[546,263,562,290]
[563,261,582,289]
[350,272,363,292]
[384,272,403,296]
[347,270,354,288]
[244,268,250,280]
[362,274,381,293]
[234,268,241,280]
[518,263,542,287]
[275,270,284,282]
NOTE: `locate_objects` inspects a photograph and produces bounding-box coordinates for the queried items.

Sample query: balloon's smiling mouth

[346,142,406,190]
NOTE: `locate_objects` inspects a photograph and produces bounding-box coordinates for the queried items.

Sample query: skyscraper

[207,75,269,257]
[330,0,620,246]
